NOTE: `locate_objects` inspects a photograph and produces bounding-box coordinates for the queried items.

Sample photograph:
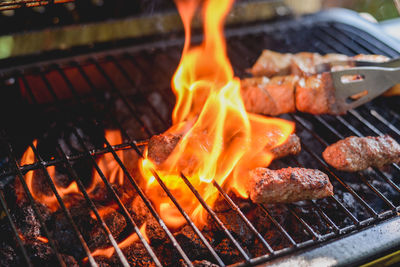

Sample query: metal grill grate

[0,0,73,11]
[0,11,400,267]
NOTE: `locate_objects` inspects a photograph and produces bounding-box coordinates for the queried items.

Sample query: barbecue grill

[0,1,400,267]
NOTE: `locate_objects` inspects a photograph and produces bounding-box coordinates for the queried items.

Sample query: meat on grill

[241,75,298,116]
[245,51,399,114]
[322,135,400,172]
[241,72,346,115]
[147,132,300,166]
[248,167,333,204]
[249,49,389,77]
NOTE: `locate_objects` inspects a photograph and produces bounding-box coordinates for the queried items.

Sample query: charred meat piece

[241,75,298,115]
[323,135,400,172]
[147,132,300,166]
[248,167,333,204]
[291,52,347,76]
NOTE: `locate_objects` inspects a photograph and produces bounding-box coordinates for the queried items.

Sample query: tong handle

[331,66,400,111]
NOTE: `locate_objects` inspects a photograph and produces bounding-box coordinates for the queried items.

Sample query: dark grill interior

[0,16,400,267]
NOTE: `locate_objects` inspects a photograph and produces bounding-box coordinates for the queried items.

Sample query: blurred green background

[324,0,399,21]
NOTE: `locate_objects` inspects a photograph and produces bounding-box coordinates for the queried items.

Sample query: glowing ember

[140,0,294,227]
[88,222,148,259]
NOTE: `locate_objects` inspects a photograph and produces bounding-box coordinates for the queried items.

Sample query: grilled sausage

[248,167,333,204]
[323,135,400,172]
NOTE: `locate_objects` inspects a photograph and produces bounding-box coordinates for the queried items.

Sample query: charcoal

[254,205,310,246]
[146,215,167,246]
[93,242,156,267]
[61,253,79,267]
[92,256,112,267]
[214,238,247,265]
[212,193,253,213]
[124,241,156,267]
[50,199,96,258]
[24,238,53,265]
[209,209,254,245]
[88,208,127,250]
[129,196,150,226]
[13,203,51,239]
[174,225,212,261]
[0,242,20,266]
[179,259,221,267]
[251,206,291,250]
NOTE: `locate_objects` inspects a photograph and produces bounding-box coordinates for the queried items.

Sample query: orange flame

[139,0,294,228]
[36,236,49,243]
[19,130,125,211]
[89,222,148,259]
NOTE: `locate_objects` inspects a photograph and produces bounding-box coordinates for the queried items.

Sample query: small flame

[139,0,294,228]
[92,130,125,187]
[36,236,49,243]
[89,222,148,259]
[90,204,119,220]
[18,130,126,211]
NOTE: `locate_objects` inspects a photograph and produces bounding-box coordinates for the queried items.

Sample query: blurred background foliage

[324,0,399,21]
[285,0,399,21]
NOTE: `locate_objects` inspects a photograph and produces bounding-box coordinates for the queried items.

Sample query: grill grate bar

[124,53,175,108]
[316,27,369,55]
[108,56,169,126]
[258,204,297,246]
[0,189,33,267]
[88,58,155,136]
[287,156,342,234]
[332,24,399,57]
[370,109,400,137]
[211,180,275,254]
[150,171,226,266]
[179,173,251,262]
[286,204,320,239]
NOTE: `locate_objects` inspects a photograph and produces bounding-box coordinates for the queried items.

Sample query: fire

[19,130,125,211]
[140,0,294,227]
[89,222,148,259]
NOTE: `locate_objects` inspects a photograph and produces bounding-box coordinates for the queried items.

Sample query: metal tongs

[317,58,400,111]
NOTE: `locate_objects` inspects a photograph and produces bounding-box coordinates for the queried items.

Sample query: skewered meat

[248,167,333,204]
[241,72,347,115]
[249,49,348,77]
[249,50,391,77]
[323,135,400,172]
[147,132,300,166]
[241,75,297,115]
